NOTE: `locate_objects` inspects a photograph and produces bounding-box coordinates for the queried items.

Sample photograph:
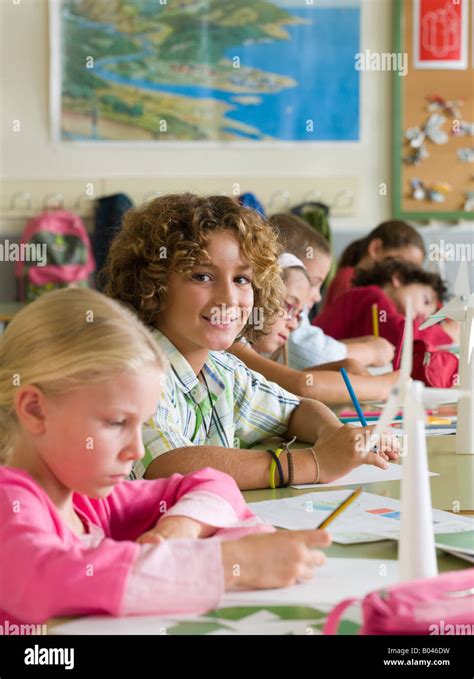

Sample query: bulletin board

[393,0,474,220]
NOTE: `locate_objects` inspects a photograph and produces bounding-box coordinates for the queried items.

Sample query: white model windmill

[419,261,474,455]
[364,300,462,581]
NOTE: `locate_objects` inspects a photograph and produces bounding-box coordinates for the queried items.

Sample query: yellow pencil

[372,303,379,337]
[316,488,362,530]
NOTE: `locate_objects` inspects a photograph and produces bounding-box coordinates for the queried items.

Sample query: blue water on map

[65,4,360,141]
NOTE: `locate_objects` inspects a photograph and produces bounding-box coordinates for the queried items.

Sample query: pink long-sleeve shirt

[0,466,270,626]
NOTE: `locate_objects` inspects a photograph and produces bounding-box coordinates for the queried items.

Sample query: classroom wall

[1,0,472,302]
[1,0,393,231]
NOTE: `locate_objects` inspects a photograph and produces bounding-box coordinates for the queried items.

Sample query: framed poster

[393,0,474,220]
[49,0,360,143]
[413,0,469,69]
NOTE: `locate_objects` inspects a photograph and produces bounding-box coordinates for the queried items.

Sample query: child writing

[315,258,453,346]
[103,194,398,489]
[314,259,459,386]
[322,219,426,309]
[230,253,400,406]
[0,288,331,626]
[269,213,396,370]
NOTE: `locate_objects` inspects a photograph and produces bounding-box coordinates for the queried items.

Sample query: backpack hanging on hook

[15,209,95,302]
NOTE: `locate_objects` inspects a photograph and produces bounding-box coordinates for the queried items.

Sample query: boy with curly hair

[103,194,398,490]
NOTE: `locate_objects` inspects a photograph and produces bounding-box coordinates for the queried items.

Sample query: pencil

[372,303,379,337]
[316,488,362,529]
[339,367,367,426]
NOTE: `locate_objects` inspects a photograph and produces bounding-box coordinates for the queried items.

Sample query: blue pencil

[339,368,367,427]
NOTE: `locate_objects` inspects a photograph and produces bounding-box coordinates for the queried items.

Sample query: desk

[49,435,471,636]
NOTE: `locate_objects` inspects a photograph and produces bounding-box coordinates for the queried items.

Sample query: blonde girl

[0,288,329,625]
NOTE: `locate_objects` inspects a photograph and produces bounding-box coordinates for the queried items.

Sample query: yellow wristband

[269,446,285,489]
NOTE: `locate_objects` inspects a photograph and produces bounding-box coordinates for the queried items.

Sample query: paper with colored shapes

[247,490,474,545]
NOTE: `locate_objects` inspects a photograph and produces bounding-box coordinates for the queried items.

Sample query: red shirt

[322,266,356,310]
[313,285,452,349]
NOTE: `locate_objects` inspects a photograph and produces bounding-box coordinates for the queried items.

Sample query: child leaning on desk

[0,288,331,626]
[102,193,399,490]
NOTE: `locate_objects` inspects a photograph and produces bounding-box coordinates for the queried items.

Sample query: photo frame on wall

[413,0,469,70]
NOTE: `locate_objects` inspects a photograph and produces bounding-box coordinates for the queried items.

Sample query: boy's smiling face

[156,230,255,373]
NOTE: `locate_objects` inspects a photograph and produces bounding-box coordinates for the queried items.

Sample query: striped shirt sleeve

[231,356,300,448]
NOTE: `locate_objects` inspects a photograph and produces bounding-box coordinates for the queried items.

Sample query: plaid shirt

[131,329,300,479]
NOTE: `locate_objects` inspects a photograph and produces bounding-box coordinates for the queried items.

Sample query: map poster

[50,0,360,143]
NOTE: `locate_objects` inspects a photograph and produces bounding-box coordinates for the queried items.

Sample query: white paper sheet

[222,558,399,606]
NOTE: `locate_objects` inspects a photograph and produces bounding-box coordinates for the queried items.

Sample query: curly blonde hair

[102,193,284,342]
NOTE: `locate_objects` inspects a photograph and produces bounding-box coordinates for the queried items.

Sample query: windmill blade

[454,260,470,297]
[362,388,402,458]
[419,297,466,330]
[400,298,413,379]
[419,312,445,330]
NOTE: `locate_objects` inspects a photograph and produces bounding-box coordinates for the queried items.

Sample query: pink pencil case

[324,569,474,635]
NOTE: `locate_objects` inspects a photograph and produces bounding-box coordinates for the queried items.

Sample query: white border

[413,0,468,70]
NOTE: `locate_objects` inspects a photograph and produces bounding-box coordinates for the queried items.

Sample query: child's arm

[141,354,398,489]
[143,402,398,491]
[136,515,215,544]
[343,336,395,366]
[103,467,266,542]
[229,341,398,406]
[310,358,370,375]
[0,474,330,621]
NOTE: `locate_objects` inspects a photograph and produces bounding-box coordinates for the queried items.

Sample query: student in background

[315,258,456,350]
[230,253,399,406]
[0,288,332,626]
[103,194,398,490]
[322,219,426,309]
[269,213,395,369]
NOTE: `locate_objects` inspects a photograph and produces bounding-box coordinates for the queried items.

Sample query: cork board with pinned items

[393,0,474,220]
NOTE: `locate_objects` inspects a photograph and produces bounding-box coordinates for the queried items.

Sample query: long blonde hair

[0,288,167,461]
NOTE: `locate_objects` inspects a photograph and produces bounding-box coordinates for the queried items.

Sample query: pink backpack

[324,569,474,635]
[15,210,96,302]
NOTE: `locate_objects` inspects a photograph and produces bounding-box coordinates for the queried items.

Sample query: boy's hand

[311,424,399,483]
[136,516,215,545]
